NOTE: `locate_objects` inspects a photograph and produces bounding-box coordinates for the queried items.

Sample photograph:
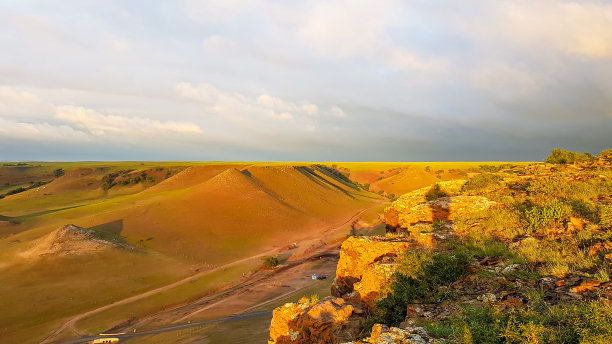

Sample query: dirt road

[41,202,383,344]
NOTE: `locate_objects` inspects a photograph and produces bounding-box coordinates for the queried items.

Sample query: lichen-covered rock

[352,263,397,310]
[332,236,411,302]
[268,296,364,344]
[384,180,465,228]
[344,324,440,344]
[384,181,495,230]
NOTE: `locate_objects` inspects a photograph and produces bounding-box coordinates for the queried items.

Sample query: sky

[0,0,611,162]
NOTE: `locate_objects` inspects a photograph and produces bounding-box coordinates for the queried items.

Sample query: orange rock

[353,324,436,344]
[497,296,524,309]
[569,279,602,293]
[268,296,364,344]
[570,216,584,231]
[352,263,397,311]
[416,232,435,248]
[384,182,494,229]
[369,323,386,342]
[332,236,411,300]
[589,242,605,256]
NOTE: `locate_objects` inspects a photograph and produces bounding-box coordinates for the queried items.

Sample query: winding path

[41,202,383,344]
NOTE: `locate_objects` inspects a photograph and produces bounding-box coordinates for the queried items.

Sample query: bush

[6,187,27,195]
[545,148,594,164]
[263,256,278,268]
[376,251,469,326]
[452,300,612,344]
[524,200,571,233]
[426,184,447,201]
[53,168,65,177]
[462,174,503,192]
[527,176,569,197]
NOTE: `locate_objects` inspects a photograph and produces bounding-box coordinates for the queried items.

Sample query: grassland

[0,160,528,343]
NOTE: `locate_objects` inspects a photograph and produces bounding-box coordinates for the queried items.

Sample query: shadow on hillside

[430,198,450,223]
[296,166,356,199]
[89,219,124,236]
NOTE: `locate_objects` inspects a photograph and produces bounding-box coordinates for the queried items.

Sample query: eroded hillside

[269,152,612,344]
[0,162,379,343]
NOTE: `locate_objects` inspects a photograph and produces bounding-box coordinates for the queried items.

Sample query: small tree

[545,148,594,164]
[263,256,279,268]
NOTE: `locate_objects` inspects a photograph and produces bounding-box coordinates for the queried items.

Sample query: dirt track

[42,202,383,344]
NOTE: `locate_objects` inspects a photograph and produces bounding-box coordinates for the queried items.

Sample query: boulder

[332,236,411,303]
[384,181,495,230]
[384,180,466,229]
[268,296,364,344]
[344,323,440,344]
[352,263,397,311]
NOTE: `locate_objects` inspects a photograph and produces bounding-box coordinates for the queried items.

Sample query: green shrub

[524,200,571,233]
[527,176,569,197]
[452,301,612,344]
[462,174,503,191]
[545,148,594,164]
[263,256,279,268]
[567,198,599,222]
[426,184,447,201]
[376,251,469,326]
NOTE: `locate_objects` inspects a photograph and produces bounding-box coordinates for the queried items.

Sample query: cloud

[499,1,612,58]
[0,117,90,142]
[298,0,446,72]
[0,86,42,105]
[331,106,345,118]
[55,105,203,136]
[175,82,344,124]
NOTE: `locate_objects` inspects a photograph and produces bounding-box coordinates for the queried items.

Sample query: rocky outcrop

[384,180,495,230]
[19,224,121,259]
[344,324,440,344]
[332,236,411,310]
[352,263,397,311]
[268,296,364,344]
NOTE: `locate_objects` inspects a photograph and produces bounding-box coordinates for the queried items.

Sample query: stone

[332,236,411,307]
[384,182,495,230]
[569,279,602,293]
[268,296,364,344]
[344,324,440,344]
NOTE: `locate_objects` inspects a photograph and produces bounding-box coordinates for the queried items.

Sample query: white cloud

[0,117,90,142]
[0,86,51,118]
[331,106,345,118]
[0,86,42,105]
[299,0,390,58]
[500,1,612,58]
[203,35,239,52]
[176,82,336,123]
[100,32,130,55]
[55,105,202,136]
[298,0,446,72]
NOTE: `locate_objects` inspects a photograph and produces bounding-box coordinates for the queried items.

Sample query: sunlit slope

[328,162,531,196]
[0,165,185,218]
[0,240,187,344]
[14,165,378,264]
[0,164,378,343]
[373,167,438,195]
